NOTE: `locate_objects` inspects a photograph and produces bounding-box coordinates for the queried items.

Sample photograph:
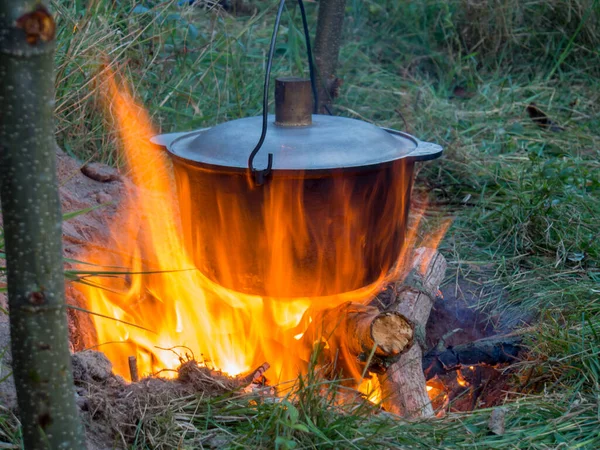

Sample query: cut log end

[298,303,415,384]
[371,313,413,356]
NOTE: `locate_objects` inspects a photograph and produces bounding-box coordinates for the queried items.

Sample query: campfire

[71,66,491,418]
[71,70,522,417]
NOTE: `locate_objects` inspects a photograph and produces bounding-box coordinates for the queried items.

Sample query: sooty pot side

[171,159,414,298]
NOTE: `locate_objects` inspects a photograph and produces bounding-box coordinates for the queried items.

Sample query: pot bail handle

[248,0,318,186]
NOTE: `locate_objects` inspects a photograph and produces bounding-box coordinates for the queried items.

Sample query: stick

[379,248,447,418]
[241,362,271,385]
[128,356,139,382]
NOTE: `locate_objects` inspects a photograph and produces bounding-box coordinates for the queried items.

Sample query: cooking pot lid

[162,114,440,171]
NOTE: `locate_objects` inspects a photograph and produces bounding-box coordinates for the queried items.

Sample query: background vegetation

[2,0,600,447]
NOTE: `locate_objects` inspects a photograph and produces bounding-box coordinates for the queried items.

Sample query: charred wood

[128,356,139,382]
[423,335,523,379]
[241,362,270,385]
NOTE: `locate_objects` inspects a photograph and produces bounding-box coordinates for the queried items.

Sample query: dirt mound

[55,146,125,259]
[53,147,136,352]
[71,351,250,449]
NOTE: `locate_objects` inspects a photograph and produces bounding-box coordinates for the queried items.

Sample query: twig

[154,345,196,364]
[242,362,270,386]
[394,108,410,133]
[128,356,139,382]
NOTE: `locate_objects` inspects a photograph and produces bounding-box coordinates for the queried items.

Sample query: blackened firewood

[241,362,270,385]
[423,335,523,380]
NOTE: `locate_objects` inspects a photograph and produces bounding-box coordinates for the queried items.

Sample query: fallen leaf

[526,103,564,132]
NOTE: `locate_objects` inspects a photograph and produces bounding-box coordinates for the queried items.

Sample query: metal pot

[152,78,442,298]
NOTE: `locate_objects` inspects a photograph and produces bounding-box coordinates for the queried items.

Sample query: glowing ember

[76,71,443,400]
[425,377,447,402]
[456,370,469,387]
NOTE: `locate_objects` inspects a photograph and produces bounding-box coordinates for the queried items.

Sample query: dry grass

[456,0,599,58]
[77,357,254,448]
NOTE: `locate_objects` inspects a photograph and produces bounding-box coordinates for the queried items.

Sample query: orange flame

[418,218,452,275]
[425,377,446,402]
[76,71,447,396]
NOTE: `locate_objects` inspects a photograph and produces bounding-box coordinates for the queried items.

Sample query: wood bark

[314,0,347,113]
[0,1,85,448]
[299,302,414,380]
[379,248,447,418]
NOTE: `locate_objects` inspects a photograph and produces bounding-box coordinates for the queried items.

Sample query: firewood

[241,362,270,385]
[299,302,414,380]
[423,335,523,379]
[379,248,447,418]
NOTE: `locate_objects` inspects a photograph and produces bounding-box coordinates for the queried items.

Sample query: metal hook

[247,0,318,186]
[246,0,285,186]
[250,152,273,186]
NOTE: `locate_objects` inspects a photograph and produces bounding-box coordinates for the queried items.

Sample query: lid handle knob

[275,77,313,127]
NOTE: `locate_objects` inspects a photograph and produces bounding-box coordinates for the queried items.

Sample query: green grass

[124,379,600,449]
[1,0,600,448]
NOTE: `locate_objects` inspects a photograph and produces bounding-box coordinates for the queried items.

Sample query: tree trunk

[0,1,85,448]
[314,0,347,113]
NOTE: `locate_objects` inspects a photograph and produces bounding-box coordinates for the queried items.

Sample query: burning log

[240,362,274,394]
[299,303,414,379]
[378,248,447,418]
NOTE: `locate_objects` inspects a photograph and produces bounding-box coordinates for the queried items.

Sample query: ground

[1,0,600,448]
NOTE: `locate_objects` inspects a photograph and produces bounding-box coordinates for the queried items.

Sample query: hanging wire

[297,0,318,113]
[247,0,319,185]
[247,0,286,186]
